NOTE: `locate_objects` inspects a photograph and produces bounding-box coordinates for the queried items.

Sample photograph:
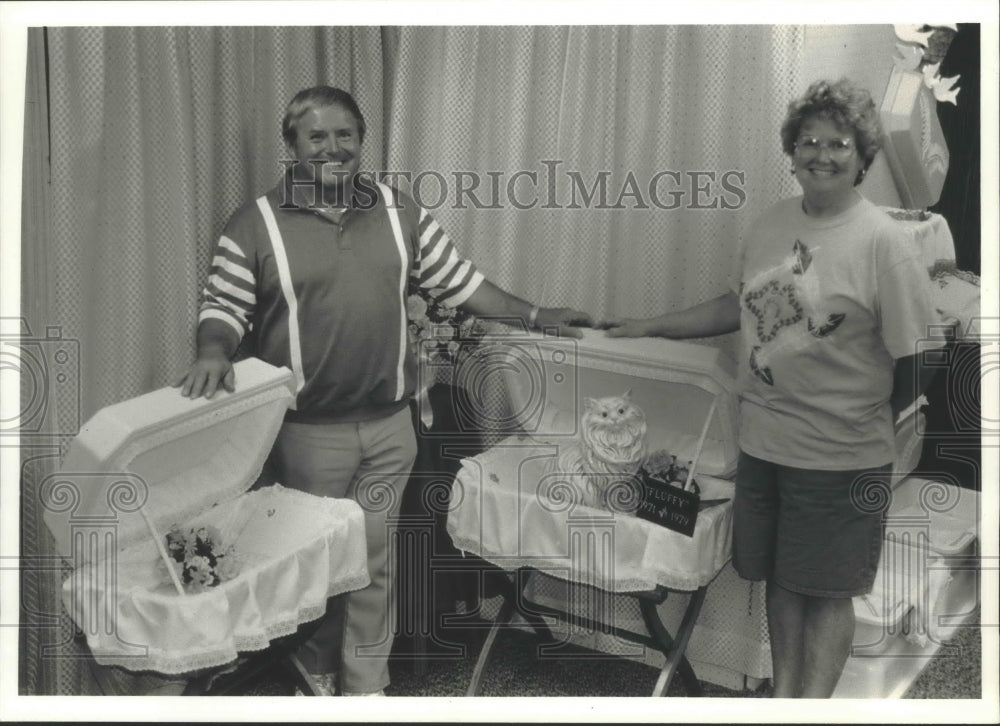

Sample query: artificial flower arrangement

[640,449,700,496]
[406,282,498,427]
[632,448,706,536]
[158,524,241,593]
[406,281,491,365]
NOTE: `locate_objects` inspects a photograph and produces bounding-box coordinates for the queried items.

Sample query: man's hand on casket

[534,306,593,339]
[176,354,235,399]
[175,319,240,399]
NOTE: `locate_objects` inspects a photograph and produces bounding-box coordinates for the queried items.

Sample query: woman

[603,78,938,697]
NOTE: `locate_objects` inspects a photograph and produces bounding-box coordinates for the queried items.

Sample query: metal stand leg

[512,569,556,643]
[465,568,709,698]
[644,585,707,697]
[465,569,557,696]
[466,578,518,696]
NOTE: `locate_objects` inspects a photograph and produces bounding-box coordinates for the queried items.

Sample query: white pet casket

[446,328,739,593]
[470,327,739,477]
[42,358,370,675]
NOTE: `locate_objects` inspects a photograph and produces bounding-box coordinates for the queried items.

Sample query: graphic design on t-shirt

[807,313,845,337]
[744,280,804,344]
[749,346,774,386]
[742,239,845,386]
[791,239,812,274]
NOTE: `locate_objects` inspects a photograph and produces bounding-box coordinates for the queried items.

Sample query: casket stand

[439,327,740,696]
[42,358,371,695]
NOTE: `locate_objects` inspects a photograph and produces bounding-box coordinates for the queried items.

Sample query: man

[177,86,591,696]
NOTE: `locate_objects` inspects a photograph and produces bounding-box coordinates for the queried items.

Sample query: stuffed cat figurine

[554,391,647,511]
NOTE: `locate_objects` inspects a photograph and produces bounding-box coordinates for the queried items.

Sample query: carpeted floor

[229,610,982,699]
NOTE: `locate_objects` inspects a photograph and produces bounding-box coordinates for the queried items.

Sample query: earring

[790,166,797,175]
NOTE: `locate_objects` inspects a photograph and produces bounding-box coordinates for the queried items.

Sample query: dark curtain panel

[919,23,982,490]
[930,23,981,274]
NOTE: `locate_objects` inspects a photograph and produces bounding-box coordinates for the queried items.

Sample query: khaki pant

[268,406,417,694]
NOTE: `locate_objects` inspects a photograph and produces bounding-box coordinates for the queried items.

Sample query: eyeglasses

[793,136,857,160]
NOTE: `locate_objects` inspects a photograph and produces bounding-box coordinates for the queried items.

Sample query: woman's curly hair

[780,78,883,185]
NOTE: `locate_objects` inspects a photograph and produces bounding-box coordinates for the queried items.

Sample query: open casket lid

[43,358,295,563]
[480,327,739,477]
[880,68,950,209]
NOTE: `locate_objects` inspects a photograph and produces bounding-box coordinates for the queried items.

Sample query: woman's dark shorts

[732,451,891,598]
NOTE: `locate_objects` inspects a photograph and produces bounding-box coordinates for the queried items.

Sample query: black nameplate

[635,471,700,537]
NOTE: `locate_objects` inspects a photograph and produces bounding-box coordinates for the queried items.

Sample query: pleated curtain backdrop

[19,24,802,695]
[19,25,385,695]
[386,26,803,336]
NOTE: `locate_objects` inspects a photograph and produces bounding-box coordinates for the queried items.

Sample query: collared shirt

[199,175,484,422]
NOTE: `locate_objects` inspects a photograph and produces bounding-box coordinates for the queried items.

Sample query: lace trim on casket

[927,260,981,287]
[88,572,371,675]
[884,208,932,222]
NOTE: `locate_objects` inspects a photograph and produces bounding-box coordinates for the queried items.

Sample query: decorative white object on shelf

[42,357,370,675]
[892,24,961,104]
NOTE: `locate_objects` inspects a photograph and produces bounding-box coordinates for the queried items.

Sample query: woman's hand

[597,318,654,338]
[535,307,594,338]
[598,293,740,340]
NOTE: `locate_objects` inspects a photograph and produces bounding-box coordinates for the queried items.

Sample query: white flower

[160,527,240,593]
[407,294,428,321]
[187,555,212,575]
